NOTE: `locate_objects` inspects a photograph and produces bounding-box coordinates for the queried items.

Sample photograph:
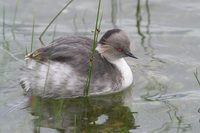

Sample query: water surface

[0,0,200,132]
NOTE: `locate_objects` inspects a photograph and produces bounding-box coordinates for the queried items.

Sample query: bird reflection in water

[28,92,138,133]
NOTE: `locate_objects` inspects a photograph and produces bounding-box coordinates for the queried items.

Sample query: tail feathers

[19,78,30,92]
[19,78,33,96]
[19,67,33,92]
[19,66,33,95]
[20,62,46,96]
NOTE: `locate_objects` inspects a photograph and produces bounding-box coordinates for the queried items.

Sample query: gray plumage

[20,29,137,98]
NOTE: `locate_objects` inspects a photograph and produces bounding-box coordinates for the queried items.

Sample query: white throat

[109,58,133,89]
[96,45,133,88]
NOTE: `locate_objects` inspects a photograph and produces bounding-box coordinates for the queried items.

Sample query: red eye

[116,48,123,52]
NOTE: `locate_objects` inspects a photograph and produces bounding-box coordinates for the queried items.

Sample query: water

[0,0,200,132]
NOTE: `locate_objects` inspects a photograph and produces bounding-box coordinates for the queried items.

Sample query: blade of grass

[3,5,6,41]
[55,100,64,127]
[74,114,77,133]
[31,16,35,52]
[0,46,24,64]
[43,61,51,96]
[52,24,57,42]
[33,97,42,133]
[194,68,200,86]
[25,46,28,55]
[111,0,118,28]
[12,0,20,40]
[39,0,74,45]
[84,0,103,96]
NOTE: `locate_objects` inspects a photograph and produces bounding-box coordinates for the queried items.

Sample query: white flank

[26,59,77,91]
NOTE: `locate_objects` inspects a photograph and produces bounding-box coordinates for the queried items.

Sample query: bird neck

[108,58,133,89]
[96,44,133,88]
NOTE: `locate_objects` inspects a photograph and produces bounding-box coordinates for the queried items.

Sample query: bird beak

[124,50,138,59]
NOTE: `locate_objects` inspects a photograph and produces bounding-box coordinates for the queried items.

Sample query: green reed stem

[52,24,57,42]
[43,61,51,96]
[12,0,20,40]
[25,46,28,55]
[111,0,118,28]
[39,0,74,45]
[55,100,64,127]
[33,97,42,133]
[31,16,35,52]
[194,68,200,87]
[0,46,24,64]
[3,5,6,40]
[74,114,77,133]
[84,0,103,97]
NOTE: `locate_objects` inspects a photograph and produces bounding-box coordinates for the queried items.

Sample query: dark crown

[99,29,121,45]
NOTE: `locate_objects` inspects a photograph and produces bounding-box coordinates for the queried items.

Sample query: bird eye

[116,48,123,52]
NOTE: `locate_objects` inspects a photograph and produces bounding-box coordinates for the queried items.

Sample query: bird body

[20,29,137,98]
